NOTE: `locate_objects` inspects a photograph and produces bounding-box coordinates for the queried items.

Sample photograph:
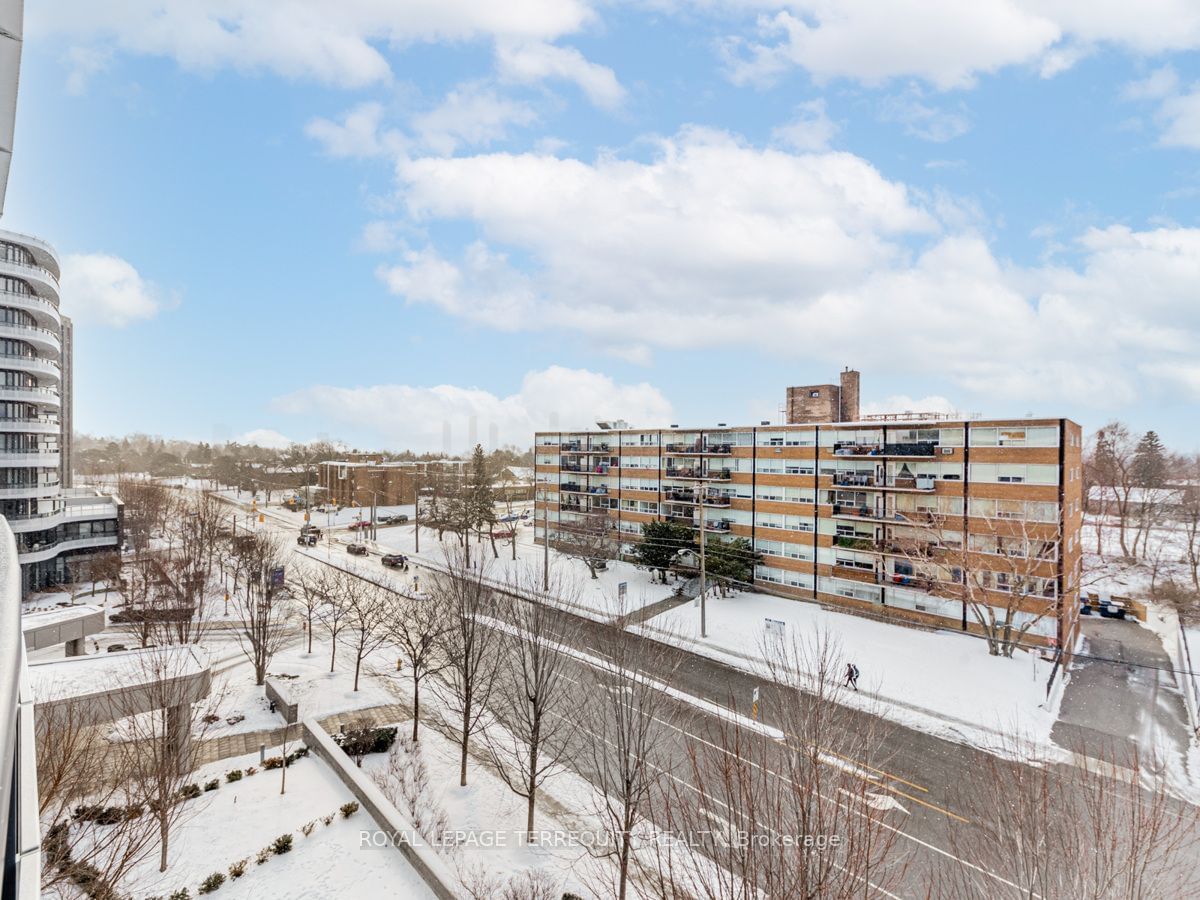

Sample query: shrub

[285,747,310,764]
[340,801,359,819]
[321,814,334,826]
[262,756,284,770]
[271,833,294,855]
[124,804,144,820]
[198,872,225,894]
[168,890,191,900]
[73,804,125,825]
[255,848,270,866]
[178,784,202,801]
[244,766,258,777]
[201,713,220,725]
[301,820,317,837]
[225,770,243,783]
[228,859,247,880]
[334,726,397,758]
[203,779,220,792]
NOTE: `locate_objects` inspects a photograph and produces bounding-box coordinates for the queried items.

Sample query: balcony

[560,463,583,472]
[832,472,877,488]
[0,257,60,303]
[833,534,877,551]
[886,474,937,491]
[665,490,696,503]
[0,354,60,382]
[832,441,939,458]
[665,442,733,455]
[560,483,584,494]
[0,385,60,408]
[700,495,732,508]
[0,321,60,355]
[0,416,60,435]
[698,520,732,533]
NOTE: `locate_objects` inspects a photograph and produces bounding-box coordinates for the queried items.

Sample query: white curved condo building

[0,228,120,593]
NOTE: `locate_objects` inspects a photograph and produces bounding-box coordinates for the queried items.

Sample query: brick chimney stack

[839,368,860,422]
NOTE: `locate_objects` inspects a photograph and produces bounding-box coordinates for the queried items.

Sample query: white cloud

[495,39,625,109]
[63,46,112,95]
[879,89,971,142]
[36,0,596,88]
[373,130,1200,410]
[236,428,294,449]
[411,83,538,155]
[1157,88,1200,149]
[59,253,170,327]
[771,99,838,151]
[721,0,1200,90]
[1120,65,1179,102]
[305,102,404,158]
[274,366,672,451]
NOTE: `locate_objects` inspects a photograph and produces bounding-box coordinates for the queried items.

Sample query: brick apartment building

[318,457,466,508]
[534,382,1083,650]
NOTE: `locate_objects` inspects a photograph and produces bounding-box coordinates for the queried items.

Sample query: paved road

[1053,617,1194,773]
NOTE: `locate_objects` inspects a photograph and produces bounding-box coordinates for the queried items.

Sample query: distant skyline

[9,2,1200,452]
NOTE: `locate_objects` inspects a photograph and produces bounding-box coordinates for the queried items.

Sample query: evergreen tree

[1133,430,1168,488]
[632,520,695,583]
[467,444,498,559]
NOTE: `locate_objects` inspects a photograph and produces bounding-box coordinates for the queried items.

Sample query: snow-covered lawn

[367,523,672,621]
[118,744,436,899]
[265,639,399,721]
[633,587,1064,757]
[360,722,600,897]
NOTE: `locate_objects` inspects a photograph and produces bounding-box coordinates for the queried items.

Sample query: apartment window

[810,391,820,398]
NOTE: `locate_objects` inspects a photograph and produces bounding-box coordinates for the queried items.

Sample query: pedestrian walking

[844,662,860,691]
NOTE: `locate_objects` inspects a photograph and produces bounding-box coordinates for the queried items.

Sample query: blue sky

[9,2,1200,452]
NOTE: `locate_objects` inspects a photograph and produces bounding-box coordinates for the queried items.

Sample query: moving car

[348,520,373,530]
[381,554,407,569]
[491,528,515,539]
[296,533,317,546]
[346,543,369,556]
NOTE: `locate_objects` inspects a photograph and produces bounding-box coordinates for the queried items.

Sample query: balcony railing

[701,495,732,507]
[833,534,876,551]
[887,475,937,491]
[833,441,939,457]
[832,473,877,488]
[665,442,733,455]
[699,520,732,532]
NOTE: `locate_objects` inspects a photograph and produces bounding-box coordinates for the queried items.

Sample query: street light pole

[542,483,549,592]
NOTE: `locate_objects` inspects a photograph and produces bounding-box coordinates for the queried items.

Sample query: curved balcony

[5,500,116,533]
[0,451,61,469]
[0,229,62,278]
[0,290,61,329]
[0,354,60,383]
[0,321,60,356]
[0,417,60,435]
[0,482,60,500]
[18,534,119,565]
[0,386,60,409]
[0,258,59,304]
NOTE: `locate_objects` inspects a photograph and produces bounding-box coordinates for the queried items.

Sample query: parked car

[314,505,327,513]
[347,543,368,556]
[391,514,409,523]
[348,520,372,530]
[297,533,317,546]
[491,528,515,539]
[381,554,407,569]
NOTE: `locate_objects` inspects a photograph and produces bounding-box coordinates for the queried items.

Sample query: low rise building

[535,412,1083,650]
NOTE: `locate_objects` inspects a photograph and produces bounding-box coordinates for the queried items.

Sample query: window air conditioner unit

[940,447,953,455]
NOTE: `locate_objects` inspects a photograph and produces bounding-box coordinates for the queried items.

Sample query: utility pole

[414,476,421,554]
[699,488,707,639]
[542,484,549,592]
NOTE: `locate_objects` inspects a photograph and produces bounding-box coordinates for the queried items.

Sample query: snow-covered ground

[632,587,1064,757]
[117,744,436,899]
[360,721,601,897]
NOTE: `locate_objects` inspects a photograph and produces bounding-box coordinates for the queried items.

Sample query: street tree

[388,589,449,744]
[432,547,502,787]
[230,530,291,685]
[484,567,583,839]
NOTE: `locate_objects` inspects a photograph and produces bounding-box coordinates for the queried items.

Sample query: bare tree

[1180,454,1200,592]
[230,530,291,685]
[35,695,158,899]
[345,576,396,692]
[370,734,451,845]
[940,736,1200,898]
[431,547,502,787]
[483,566,583,838]
[1092,421,1139,559]
[103,646,218,874]
[581,614,680,900]
[294,566,332,655]
[647,628,906,899]
[116,476,173,556]
[893,510,1061,657]
[556,511,615,579]
[315,567,354,673]
[388,589,449,743]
